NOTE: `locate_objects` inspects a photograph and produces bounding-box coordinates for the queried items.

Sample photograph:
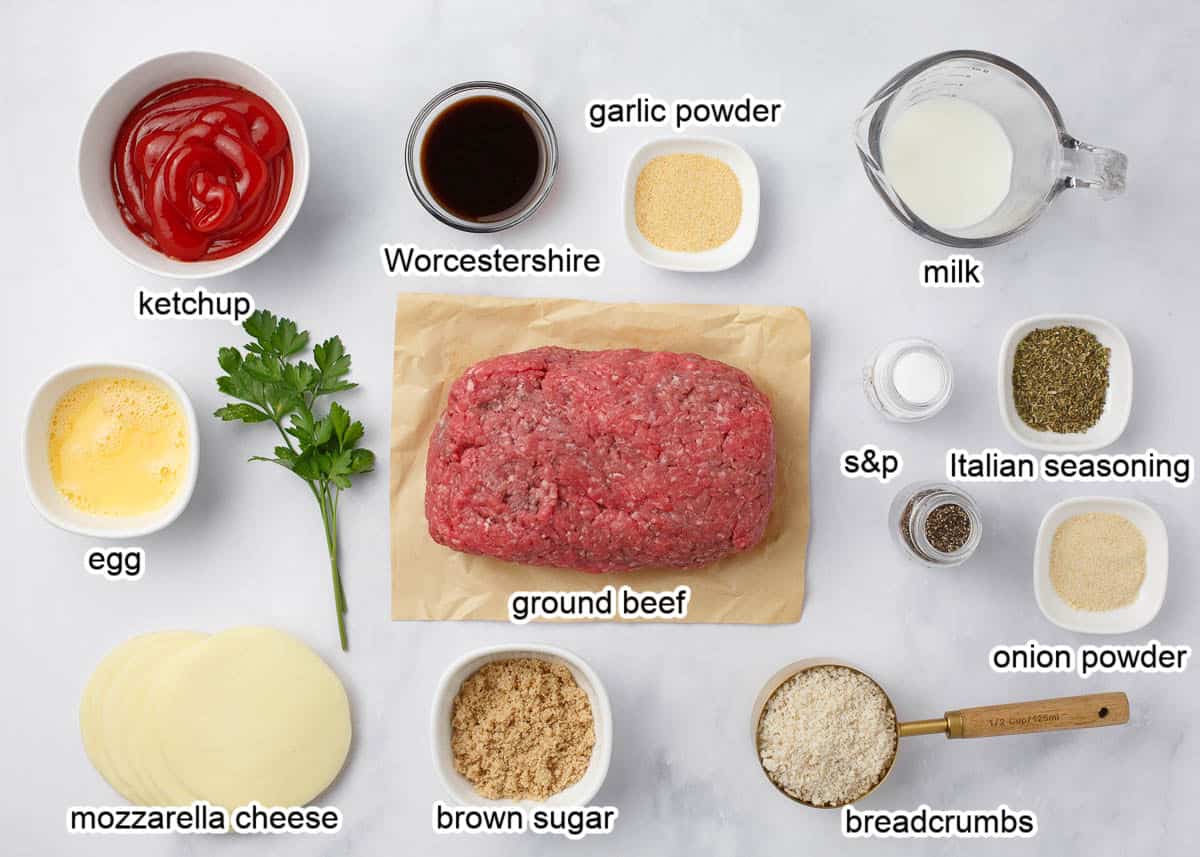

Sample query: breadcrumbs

[451,657,594,801]
[757,665,897,807]
[634,153,741,252]
[1050,512,1146,611]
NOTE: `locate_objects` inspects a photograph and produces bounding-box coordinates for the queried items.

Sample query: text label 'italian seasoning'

[946,448,1193,487]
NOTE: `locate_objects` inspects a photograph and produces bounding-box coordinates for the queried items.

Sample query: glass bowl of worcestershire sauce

[406,82,558,232]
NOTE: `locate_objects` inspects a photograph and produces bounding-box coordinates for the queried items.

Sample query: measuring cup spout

[1061,136,1128,198]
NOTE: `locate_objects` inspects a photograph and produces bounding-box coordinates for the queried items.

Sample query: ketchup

[111,79,293,262]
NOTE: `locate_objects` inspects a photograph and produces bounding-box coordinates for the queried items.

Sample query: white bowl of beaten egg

[23,363,199,538]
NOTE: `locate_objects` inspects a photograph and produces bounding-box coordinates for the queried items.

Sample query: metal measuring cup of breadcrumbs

[752,659,1131,809]
[890,481,982,567]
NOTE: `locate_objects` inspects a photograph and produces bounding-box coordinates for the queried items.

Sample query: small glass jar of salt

[863,338,953,422]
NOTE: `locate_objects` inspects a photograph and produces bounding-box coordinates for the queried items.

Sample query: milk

[881,97,1014,231]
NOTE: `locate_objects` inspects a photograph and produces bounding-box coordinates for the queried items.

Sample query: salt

[863,338,954,422]
[892,350,945,404]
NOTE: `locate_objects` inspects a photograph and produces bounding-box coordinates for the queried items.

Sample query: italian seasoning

[1012,326,1110,433]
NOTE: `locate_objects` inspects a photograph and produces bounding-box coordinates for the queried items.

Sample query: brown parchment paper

[390,293,810,624]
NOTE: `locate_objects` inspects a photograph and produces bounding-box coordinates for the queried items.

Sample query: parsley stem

[318,484,348,651]
[330,489,345,610]
[272,412,348,649]
[218,314,371,655]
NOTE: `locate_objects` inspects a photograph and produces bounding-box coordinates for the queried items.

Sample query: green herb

[214,310,374,651]
[1012,326,1110,434]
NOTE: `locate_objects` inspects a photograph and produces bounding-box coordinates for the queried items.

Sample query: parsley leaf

[214,309,373,651]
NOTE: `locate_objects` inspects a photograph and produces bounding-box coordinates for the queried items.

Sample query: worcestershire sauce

[420,96,541,222]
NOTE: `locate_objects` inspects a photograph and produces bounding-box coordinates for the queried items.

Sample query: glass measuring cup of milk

[854,50,1127,246]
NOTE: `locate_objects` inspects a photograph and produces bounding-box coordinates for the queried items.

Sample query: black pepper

[924,503,971,554]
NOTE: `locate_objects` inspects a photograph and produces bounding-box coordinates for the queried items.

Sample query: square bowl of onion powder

[1034,496,1168,634]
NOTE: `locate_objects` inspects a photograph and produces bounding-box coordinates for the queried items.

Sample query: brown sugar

[451,657,595,800]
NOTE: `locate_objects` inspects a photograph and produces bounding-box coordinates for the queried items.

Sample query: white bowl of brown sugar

[431,644,612,806]
[1034,496,1168,634]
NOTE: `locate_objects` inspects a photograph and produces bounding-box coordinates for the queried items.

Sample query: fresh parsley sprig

[214,310,374,651]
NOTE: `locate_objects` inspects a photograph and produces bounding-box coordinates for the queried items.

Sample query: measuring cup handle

[1061,136,1128,198]
[948,692,1129,739]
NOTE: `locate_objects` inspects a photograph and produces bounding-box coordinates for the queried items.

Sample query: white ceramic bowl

[79,51,310,278]
[624,136,759,272]
[1034,496,1167,634]
[23,363,200,538]
[431,644,613,806]
[998,314,1132,452]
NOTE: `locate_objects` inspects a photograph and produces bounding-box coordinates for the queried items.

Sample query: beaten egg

[48,377,189,517]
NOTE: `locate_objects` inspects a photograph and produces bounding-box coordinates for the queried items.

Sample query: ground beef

[425,347,776,572]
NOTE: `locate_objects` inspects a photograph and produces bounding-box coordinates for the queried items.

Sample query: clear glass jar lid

[889,481,982,567]
[864,338,953,422]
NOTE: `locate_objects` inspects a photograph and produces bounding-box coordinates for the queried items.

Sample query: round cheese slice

[80,631,207,804]
[107,632,209,805]
[148,626,352,810]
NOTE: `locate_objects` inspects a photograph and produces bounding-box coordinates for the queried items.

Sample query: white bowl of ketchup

[79,51,310,278]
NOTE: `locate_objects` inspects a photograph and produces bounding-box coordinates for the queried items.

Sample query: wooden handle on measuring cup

[947,693,1129,739]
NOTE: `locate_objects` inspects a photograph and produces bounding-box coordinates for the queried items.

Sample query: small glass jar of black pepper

[889,481,982,567]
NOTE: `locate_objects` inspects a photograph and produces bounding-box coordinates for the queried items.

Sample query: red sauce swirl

[111,78,293,262]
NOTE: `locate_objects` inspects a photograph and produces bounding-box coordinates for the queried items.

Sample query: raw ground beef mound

[425,347,776,572]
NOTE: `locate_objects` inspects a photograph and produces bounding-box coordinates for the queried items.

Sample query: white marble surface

[2,1,1196,854]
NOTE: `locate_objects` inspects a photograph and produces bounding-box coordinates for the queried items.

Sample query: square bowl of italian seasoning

[1034,497,1168,634]
[623,137,760,272]
[998,314,1132,452]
